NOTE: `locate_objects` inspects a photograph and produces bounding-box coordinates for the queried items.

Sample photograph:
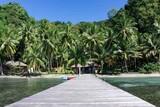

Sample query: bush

[23,72,41,76]
[103,70,121,75]
[54,67,74,74]
[139,63,160,74]
[101,66,121,75]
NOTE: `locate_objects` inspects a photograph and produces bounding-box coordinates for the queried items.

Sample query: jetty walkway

[6,74,155,107]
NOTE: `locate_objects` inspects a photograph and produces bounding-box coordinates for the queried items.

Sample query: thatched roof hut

[71,64,82,68]
[4,61,28,75]
[5,61,27,67]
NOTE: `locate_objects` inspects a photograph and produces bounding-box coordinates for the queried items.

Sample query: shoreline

[1,73,160,79]
[97,72,160,78]
[0,74,77,79]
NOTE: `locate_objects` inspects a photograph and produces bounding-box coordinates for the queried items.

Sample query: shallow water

[103,77,160,107]
[0,78,64,107]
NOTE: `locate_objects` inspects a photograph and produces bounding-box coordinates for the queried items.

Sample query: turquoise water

[0,78,64,107]
[103,77,160,107]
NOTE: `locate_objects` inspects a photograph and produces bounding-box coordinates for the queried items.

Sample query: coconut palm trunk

[124,59,128,72]
[159,53,160,64]
[101,61,104,74]
[0,59,4,75]
[56,57,59,68]
[158,53,160,72]
[134,57,137,70]
[75,63,78,74]
[48,56,53,72]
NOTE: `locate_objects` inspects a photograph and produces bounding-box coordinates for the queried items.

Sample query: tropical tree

[0,2,30,27]
[14,21,36,61]
[60,24,74,49]
[0,26,19,75]
[142,34,160,63]
[113,11,138,72]
[127,0,160,33]
[82,24,105,59]
[68,39,87,74]
[23,43,45,72]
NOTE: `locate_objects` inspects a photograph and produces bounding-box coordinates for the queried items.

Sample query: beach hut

[71,62,100,74]
[71,64,82,75]
[6,61,27,67]
[4,61,28,75]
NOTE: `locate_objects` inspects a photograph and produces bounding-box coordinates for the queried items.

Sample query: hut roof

[71,64,82,68]
[6,61,27,67]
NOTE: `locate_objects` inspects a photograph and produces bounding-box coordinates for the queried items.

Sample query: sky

[0,0,128,23]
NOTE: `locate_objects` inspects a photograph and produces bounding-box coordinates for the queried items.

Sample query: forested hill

[0,0,160,75]
[0,3,30,27]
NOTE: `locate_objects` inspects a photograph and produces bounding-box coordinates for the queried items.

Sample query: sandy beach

[0,74,77,79]
[97,72,160,78]
[1,73,160,79]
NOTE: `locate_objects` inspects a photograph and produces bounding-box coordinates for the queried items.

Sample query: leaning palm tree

[103,28,116,50]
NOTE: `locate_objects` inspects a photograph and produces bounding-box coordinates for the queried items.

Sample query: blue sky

[0,0,127,23]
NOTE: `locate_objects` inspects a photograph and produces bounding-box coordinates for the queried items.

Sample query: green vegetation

[139,63,160,74]
[0,0,160,75]
[103,77,160,106]
[0,78,64,107]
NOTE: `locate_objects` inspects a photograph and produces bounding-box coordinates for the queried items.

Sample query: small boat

[67,76,75,80]
[61,76,76,80]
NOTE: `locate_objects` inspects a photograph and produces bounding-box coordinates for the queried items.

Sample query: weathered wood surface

[6,74,155,107]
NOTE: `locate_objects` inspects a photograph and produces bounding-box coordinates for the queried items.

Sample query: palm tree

[68,40,87,74]
[103,28,117,50]
[14,22,36,61]
[23,42,45,72]
[56,24,77,69]
[82,24,105,59]
[95,28,116,73]
[154,20,160,34]
[127,44,142,70]
[113,43,141,72]
[36,20,58,72]
[60,24,74,49]
[113,12,138,72]
[0,27,19,75]
[41,38,55,71]
[115,12,137,41]
[142,35,160,63]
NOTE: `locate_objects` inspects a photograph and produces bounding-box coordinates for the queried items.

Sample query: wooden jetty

[6,74,155,107]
